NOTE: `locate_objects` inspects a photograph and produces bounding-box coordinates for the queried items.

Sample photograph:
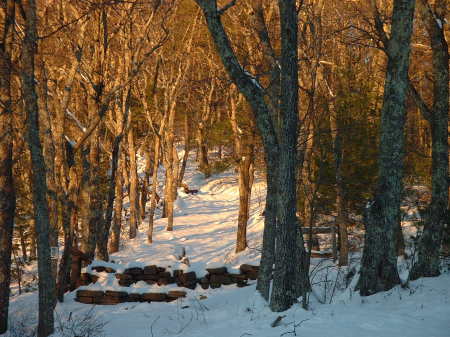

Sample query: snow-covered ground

[6,157,450,337]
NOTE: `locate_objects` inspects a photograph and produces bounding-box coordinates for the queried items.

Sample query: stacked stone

[75,289,187,305]
[76,290,128,305]
[115,266,177,287]
[239,264,259,280]
[174,270,197,289]
[199,266,249,289]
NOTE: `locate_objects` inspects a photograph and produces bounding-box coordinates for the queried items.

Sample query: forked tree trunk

[359,0,415,296]
[195,0,308,312]
[22,1,56,334]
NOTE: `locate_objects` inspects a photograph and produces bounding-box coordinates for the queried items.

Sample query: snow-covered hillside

[6,160,450,337]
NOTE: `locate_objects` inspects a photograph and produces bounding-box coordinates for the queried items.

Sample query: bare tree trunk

[56,166,77,302]
[109,155,124,254]
[79,148,94,257]
[148,137,161,242]
[18,224,28,262]
[410,0,448,279]
[163,102,177,231]
[230,92,255,253]
[0,2,16,332]
[141,148,152,218]
[359,0,415,296]
[256,157,277,300]
[21,1,56,334]
[39,67,59,288]
[99,89,130,258]
[128,126,140,238]
[329,101,349,266]
[178,112,191,186]
[270,0,304,312]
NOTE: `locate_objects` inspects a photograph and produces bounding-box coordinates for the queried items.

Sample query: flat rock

[141,293,167,302]
[127,293,142,302]
[76,290,104,298]
[124,267,143,275]
[168,290,187,298]
[206,267,227,275]
[105,291,128,298]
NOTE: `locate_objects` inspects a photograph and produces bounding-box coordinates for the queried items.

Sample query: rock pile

[74,263,260,305]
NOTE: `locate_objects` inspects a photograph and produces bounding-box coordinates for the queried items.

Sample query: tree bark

[178,112,191,186]
[410,0,448,279]
[148,136,161,242]
[21,1,56,334]
[230,92,255,253]
[128,126,140,238]
[109,155,124,253]
[0,1,16,332]
[359,0,415,296]
[256,156,277,301]
[270,0,303,312]
[99,89,130,258]
[329,101,349,266]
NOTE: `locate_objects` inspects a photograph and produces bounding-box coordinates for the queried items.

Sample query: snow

[5,154,450,337]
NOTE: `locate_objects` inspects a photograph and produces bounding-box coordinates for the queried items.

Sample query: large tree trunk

[0,2,16,332]
[359,0,415,296]
[410,0,448,279]
[270,0,303,312]
[22,1,56,334]
[39,70,59,287]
